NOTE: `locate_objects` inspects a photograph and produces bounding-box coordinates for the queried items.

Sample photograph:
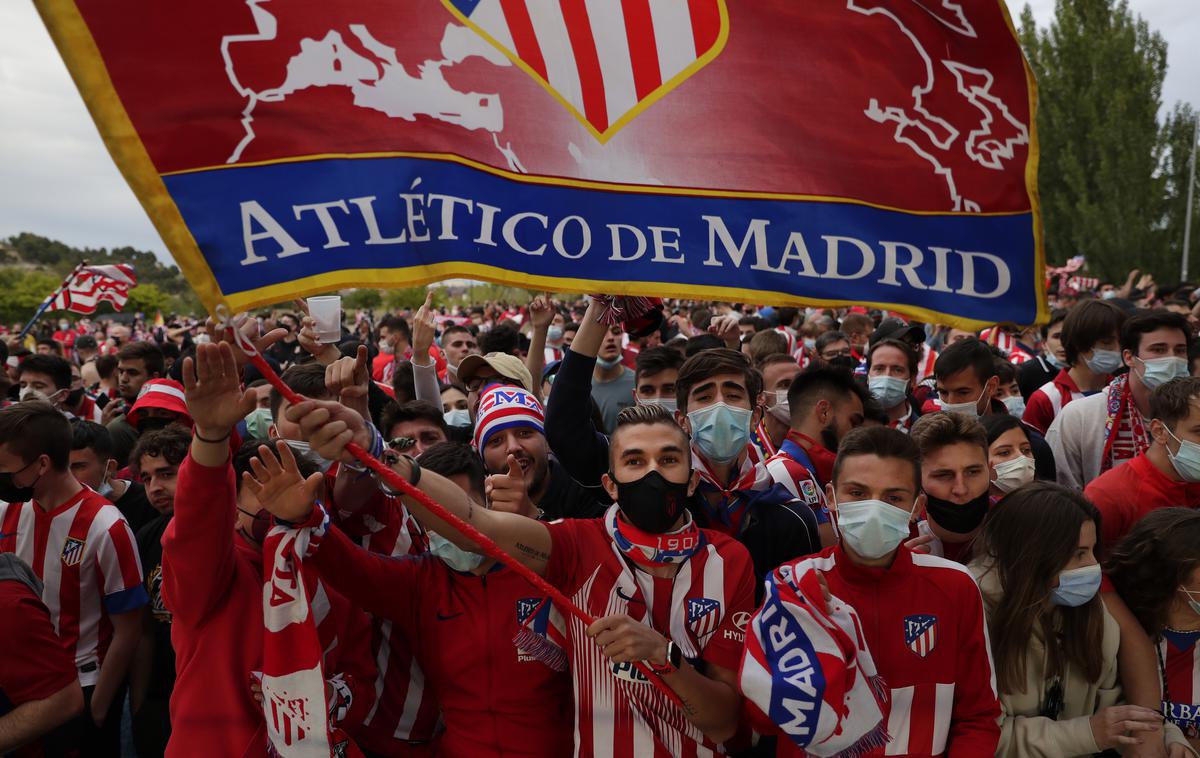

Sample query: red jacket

[780,544,1000,757]
[161,455,376,757]
[311,518,574,757]
[1022,369,1095,435]
[1084,452,1200,549]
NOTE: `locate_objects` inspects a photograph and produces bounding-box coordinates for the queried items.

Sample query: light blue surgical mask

[1050,564,1101,607]
[285,440,334,473]
[869,375,908,409]
[834,497,915,560]
[428,531,484,573]
[444,408,471,427]
[638,397,678,414]
[1044,351,1067,370]
[687,402,752,464]
[1085,349,1123,375]
[547,326,563,342]
[803,338,816,351]
[1180,587,1200,618]
[243,407,273,441]
[1164,426,1200,482]
[1002,395,1026,419]
[596,355,623,370]
[940,389,985,418]
[1135,356,1189,390]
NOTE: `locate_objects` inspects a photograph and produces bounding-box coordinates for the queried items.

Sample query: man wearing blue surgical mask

[1085,376,1200,551]
[1048,309,1193,489]
[749,426,1000,755]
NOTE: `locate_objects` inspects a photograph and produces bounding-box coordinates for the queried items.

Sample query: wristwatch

[647,640,683,676]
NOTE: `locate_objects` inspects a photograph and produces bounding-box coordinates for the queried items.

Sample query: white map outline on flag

[849,0,1029,212]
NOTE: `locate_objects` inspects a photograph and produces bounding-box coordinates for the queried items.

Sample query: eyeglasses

[821,349,853,359]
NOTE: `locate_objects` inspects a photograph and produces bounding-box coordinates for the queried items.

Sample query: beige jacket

[972,563,1196,758]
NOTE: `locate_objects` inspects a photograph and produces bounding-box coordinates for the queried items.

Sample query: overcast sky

[0,0,1196,264]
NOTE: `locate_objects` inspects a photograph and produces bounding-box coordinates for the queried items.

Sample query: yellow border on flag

[33,0,1045,330]
[997,0,1049,327]
[33,0,225,312]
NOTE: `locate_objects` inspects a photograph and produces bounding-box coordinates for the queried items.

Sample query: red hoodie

[161,455,376,757]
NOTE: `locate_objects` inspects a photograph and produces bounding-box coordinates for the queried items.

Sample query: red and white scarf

[741,558,888,757]
[691,446,771,535]
[260,507,360,757]
[605,503,703,568]
[1101,373,1150,474]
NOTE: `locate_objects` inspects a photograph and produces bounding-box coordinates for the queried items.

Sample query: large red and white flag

[50,265,137,314]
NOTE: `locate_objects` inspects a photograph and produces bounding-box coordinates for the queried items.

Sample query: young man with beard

[592,323,636,434]
[127,425,191,757]
[273,401,755,757]
[69,420,158,533]
[163,343,376,757]
[742,426,1000,757]
[104,341,164,464]
[0,402,147,757]
[243,439,575,757]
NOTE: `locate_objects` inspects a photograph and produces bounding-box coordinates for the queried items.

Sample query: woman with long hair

[971,482,1194,757]
[980,414,1035,502]
[1108,508,1200,754]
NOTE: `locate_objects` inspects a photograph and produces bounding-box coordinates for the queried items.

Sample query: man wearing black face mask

[271,400,756,756]
[909,412,993,564]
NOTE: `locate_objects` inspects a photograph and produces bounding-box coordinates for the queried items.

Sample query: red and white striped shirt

[327,469,439,751]
[544,508,755,758]
[1161,630,1200,741]
[0,487,147,687]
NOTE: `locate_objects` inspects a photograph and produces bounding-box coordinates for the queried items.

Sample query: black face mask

[828,355,858,373]
[612,470,691,534]
[136,417,175,434]
[0,460,40,503]
[66,387,86,406]
[924,491,990,534]
[820,423,840,454]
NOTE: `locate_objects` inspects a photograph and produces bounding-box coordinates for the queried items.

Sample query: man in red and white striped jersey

[276,398,755,758]
[0,401,147,756]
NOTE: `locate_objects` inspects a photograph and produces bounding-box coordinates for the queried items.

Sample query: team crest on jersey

[904,614,938,658]
[514,597,567,671]
[688,597,722,639]
[60,537,85,567]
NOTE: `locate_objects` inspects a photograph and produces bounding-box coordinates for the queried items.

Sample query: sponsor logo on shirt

[610,660,651,684]
[61,537,85,567]
[799,479,820,505]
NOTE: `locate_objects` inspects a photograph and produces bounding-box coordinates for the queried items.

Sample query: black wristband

[402,454,421,486]
[194,429,231,444]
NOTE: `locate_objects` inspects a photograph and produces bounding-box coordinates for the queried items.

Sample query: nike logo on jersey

[436,610,463,621]
[615,586,644,605]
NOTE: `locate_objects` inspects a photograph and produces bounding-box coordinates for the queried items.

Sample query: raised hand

[284,398,371,463]
[707,313,741,348]
[412,290,437,363]
[529,293,554,331]
[181,342,257,439]
[484,454,536,517]
[325,345,371,419]
[294,300,341,365]
[242,441,325,522]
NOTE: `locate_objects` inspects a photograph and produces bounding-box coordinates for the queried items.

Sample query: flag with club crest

[36,0,1043,328]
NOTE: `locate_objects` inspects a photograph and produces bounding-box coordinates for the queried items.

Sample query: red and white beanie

[473,385,545,450]
[127,378,191,427]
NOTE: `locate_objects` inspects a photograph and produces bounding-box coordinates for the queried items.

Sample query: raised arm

[544,298,610,487]
[409,292,443,404]
[525,294,553,402]
[277,398,554,574]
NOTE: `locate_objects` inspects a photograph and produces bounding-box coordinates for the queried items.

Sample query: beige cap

[457,352,534,393]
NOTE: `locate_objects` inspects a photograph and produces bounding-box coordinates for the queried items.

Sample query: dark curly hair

[1106,508,1200,634]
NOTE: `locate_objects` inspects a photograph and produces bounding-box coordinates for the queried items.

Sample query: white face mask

[444,408,471,427]
[637,396,678,414]
[991,455,1034,493]
[767,390,790,422]
[940,393,983,418]
[834,496,915,560]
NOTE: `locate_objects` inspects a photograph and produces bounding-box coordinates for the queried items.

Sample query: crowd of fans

[1,278,1200,757]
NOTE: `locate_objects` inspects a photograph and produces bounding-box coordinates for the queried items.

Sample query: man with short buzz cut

[272,401,756,758]
[439,323,478,383]
[380,399,448,456]
[756,353,802,452]
[866,337,921,432]
[743,426,1000,757]
[0,402,147,756]
[70,420,157,533]
[1049,309,1194,489]
[1085,376,1200,549]
[1023,299,1126,435]
[927,337,1056,481]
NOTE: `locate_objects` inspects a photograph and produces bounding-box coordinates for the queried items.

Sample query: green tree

[343,288,383,311]
[1162,103,1200,279]
[1019,0,1169,282]
[0,268,61,326]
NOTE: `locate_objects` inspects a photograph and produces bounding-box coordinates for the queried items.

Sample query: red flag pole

[17,260,86,341]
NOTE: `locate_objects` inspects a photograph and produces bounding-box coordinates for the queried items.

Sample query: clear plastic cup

[307,295,342,344]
